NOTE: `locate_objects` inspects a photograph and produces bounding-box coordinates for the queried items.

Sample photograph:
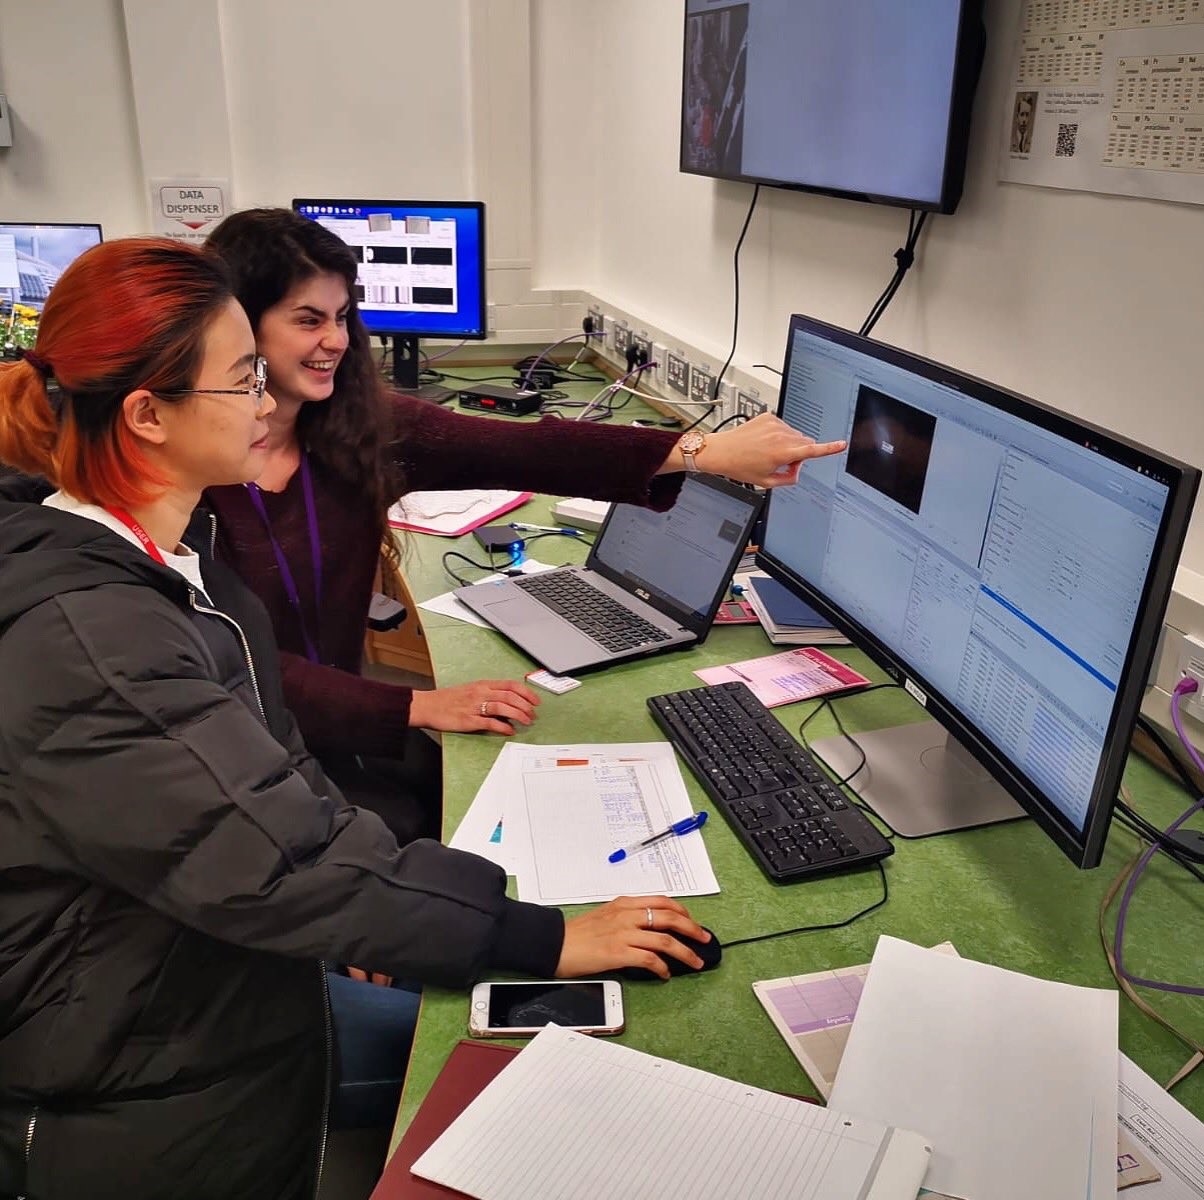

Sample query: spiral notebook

[411,1024,933,1200]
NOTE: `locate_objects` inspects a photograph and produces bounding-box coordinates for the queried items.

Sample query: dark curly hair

[205,208,401,558]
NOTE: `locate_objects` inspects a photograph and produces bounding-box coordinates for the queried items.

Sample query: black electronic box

[457,385,543,417]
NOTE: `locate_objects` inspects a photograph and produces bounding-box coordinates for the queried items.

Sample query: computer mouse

[619,927,722,981]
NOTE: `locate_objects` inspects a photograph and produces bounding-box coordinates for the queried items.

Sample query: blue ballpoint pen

[608,812,708,864]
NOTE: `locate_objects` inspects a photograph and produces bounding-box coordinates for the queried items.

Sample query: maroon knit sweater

[204,396,683,758]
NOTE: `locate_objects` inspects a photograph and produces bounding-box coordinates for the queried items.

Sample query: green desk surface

[386,389,1204,1154]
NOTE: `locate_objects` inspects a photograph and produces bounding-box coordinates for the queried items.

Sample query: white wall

[0,0,146,235]
[219,0,472,207]
[532,0,1204,578]
[4,0,1201,573]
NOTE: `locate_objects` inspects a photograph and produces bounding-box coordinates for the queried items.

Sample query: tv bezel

[756,314,1200,867]
[291,198,487,341]
[678,1,986,215]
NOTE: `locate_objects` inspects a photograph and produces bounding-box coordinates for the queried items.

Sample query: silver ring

[479,701,490,717]
[646,906,654,930]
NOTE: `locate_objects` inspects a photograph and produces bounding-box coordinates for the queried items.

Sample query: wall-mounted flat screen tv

[680,1,985,213]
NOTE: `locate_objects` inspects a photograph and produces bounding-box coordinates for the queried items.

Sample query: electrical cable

[1112,808,1204,879]
[440,550,518,587]
[420,338,469,367]
[516,331,604,392]
[1099,781,1204,1089]
[1110,679,1204,1000]
[723,862,888,950]
[859,209,930,338]
[1136,711,1202,796]
[751,363,782,376]
[575,361,658,422]
[712,184,761,404]
[795,684,906,839]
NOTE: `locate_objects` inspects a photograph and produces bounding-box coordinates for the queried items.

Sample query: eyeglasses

[157,355,270,410]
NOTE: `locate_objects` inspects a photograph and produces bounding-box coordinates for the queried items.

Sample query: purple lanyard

[245,452,324,664]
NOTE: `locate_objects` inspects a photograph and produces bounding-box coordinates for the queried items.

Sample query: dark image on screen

[682,5,748,176]
[845,385,937,515]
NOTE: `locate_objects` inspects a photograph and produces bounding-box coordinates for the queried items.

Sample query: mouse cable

[722,861,888,951]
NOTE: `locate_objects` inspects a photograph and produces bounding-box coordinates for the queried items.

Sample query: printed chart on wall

[999,0,1204,205]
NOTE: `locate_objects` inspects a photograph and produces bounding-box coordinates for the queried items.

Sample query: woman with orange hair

[0,238,711,1200]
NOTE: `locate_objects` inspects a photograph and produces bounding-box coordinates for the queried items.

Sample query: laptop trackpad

[481,596,552,631]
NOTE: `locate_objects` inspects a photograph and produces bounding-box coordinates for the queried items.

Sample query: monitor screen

[759,315,1199,867]
[292,200,486,340]
[680,0,984,213]
[0,223,103,311]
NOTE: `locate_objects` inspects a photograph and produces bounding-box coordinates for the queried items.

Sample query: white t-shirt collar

[42,491,207,594]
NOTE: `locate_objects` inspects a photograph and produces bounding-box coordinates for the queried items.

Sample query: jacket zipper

[189,537,330,1197]
[17,1105,38,1199]
[188,592,266,723]
[313,966,332,1200]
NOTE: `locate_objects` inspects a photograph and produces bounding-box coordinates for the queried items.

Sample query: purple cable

[1112,677,1204,997]
[517,331,604,391]
[577,360,657,422]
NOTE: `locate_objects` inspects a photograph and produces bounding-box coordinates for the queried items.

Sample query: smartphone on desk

[468,980,624,1038]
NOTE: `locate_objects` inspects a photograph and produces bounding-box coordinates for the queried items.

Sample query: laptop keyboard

[648,681,893,883]
[512,572,673,654]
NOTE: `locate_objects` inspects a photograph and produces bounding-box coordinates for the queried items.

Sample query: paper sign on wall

[149,178,230,244]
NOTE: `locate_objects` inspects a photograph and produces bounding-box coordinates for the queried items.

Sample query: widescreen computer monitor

[292,199,486,397]
[759,315,1199,868]
[0,223,103,311]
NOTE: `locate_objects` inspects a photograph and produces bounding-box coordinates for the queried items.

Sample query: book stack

[742,573,848,646]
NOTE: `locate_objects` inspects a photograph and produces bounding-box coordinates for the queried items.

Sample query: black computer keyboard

[512,572,672,653]
[648,681,893,883]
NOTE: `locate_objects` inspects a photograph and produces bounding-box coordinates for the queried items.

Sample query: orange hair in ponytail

[0,238,232,507]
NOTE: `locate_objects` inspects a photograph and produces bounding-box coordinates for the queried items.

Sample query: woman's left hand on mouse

[408,679,540,734]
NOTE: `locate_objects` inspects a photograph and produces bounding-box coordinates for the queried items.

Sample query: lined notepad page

[412,1025,932,1200]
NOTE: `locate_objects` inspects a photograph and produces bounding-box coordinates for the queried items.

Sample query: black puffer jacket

[0,492,563,1200]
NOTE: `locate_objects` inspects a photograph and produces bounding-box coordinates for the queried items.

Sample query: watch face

[680,432,705,452]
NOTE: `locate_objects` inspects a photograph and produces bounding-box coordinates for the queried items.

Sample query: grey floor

[317,659,436,1200]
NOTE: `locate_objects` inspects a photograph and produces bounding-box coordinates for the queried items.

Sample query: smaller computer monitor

[0,223,103,312]
[292,199,486,397]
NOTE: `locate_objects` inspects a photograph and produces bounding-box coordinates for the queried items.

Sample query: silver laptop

[453,474,763,675]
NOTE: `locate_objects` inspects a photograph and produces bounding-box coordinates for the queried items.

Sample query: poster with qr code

[999,0,1204,205]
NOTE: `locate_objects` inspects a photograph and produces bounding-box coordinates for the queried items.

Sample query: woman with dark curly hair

[204,208,845,842]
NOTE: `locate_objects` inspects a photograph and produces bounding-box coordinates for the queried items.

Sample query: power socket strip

[689,363,714,407]
[666,352,690,395]
[652,342,669,387]
[737,389,767,419]
[614,323,632,359]
[632,333,653,370]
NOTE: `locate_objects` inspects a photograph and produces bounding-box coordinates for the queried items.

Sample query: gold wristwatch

[678,430,707,472]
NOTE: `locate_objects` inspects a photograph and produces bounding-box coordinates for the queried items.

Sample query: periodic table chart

[1000,0,1204,203]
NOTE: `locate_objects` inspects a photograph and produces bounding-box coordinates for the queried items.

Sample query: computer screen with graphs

[0,223,103,311]
[758,315,1199,867]
[293,199,485,394]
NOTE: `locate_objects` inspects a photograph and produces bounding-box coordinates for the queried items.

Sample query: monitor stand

[389,334,455,404]
[809,720,1026,838]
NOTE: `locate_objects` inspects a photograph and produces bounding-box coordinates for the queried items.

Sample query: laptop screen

[591,476,761,619]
